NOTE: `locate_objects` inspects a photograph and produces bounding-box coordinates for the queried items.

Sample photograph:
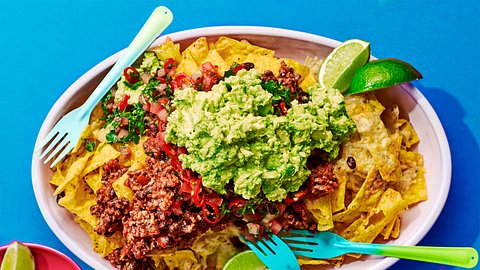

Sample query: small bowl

[0,242,81,270]
[31,26,451,270]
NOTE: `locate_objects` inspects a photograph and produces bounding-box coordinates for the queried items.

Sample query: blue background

[1,0,479,269]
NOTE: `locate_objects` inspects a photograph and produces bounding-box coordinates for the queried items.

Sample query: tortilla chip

[81,143,120,177]
[203,49,229,75]
[84,169,104,194]
[112,160,146,201]
[395,150,428,205]
[306,196,334,231]
[152,38,182,63]
[214,37,275,65]
[341,188,408,243]
[331,168,347,212]
[54,152,93,195]
[176,51,199,76]
[72,125,92,154]
[299,73,318,90]
[333,169,384,223]
[152,250,203,270]
[57,173,98,227]
[391,216,401,238]
[182,37,209,66]
[400,121,420,148]
[76,218,123,257]
[380,214,397,239]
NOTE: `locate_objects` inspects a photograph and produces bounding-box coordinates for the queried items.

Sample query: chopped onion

[246,223,260,235]
[117,129,129,140]
[141,72,152,84]
[156,108,168,123]
[157,68,166,78]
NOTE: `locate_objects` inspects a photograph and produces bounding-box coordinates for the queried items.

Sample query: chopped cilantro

[103,102,146,144]
[123,80,143,90]
[84,140,96,152]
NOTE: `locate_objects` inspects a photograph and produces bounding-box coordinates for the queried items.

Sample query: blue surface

[1,1,479,269]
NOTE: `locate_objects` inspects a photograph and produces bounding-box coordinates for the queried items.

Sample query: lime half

[223,250,267,270]
[0,242,35,270]
[319,39,370,92]
[346,58,423,95]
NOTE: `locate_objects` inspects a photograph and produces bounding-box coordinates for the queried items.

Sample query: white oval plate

[32,26,451,270]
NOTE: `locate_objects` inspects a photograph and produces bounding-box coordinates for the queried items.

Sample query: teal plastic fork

[282,230,478,268]
[242,234,301,270]
[35,6,173,167]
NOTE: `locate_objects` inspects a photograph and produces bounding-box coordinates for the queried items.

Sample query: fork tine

[44,139,69,164]
[289,229,315,237]
[282,236,316,243]
[292,249,315,258]
[240,235,267,258]
[39,132,64,160]
[286,242,315,251]
[34,127,59,153]
[257,239,274,255]
[50,141,74,168]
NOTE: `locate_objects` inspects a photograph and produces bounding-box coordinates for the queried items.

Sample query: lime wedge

[319,39,370,92]
[345,58,423,95]
[0,242,35,270]
[222,250,267,270]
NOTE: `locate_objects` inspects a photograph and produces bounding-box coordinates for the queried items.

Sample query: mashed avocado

[165,69,355,201]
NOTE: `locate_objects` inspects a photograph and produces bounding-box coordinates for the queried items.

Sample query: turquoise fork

[242,234,300,270]
[282,230,478,268]
[34,6,173,167]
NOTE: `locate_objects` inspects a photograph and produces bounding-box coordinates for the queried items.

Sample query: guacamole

[165,69,355,201]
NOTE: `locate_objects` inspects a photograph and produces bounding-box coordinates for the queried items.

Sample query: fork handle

[80,6,173,117]
[341,242,478,268]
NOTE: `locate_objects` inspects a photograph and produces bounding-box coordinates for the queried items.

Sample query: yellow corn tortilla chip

[203,49,229,75]
[214,37,275,64]
[54,152,93,195]
[341,188,408,243]
[152,250,203,270]
[331,168,347,213]
[152,38,182,63]
[305,196,334,231]
[400,121,420,148]
[395,150,428,205]
[176,51,199,76]
[299,72,317,90]
[333,169,385,223]
[112,160,146,201]
[72,125,92,154]
[84,169,103,194]
[391,216,401,238]
[81,143,120,177]
[57,174,98,227]
[182,37,209,66]
[346,94,400,181]
[380,214,397,239]
[50,166,66,186]
[76,218,123,257]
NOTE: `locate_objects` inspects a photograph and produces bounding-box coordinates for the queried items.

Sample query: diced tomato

[157,97,170,106]
[163,143,177,157]
[118,95,129,111]
[171,199,183,215]
[156,76,167,83]
[284,194,296,205]
[268,219,283,235]
[177,147,187,155]
[172,73,194,90]
[179,180,192,194]
[199,62,221,91]
[120,146,131,159]
[232,63,246,74]
[164,58,177,73]
[170,155,182,171]
[136,174,149,185]
[124,67,140,84]
[149,102,164,114]
[156,108,169,123]
[279,101,288,115]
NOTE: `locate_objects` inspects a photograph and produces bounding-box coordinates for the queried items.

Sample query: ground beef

[308,163,338,198]
[261,61,310,104]
[90,160,130,236]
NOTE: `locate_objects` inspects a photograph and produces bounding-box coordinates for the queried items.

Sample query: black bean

[347,156,356,169]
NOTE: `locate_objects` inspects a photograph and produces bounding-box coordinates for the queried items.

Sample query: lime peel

[319,39,370,92]
[345,58,423,95]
